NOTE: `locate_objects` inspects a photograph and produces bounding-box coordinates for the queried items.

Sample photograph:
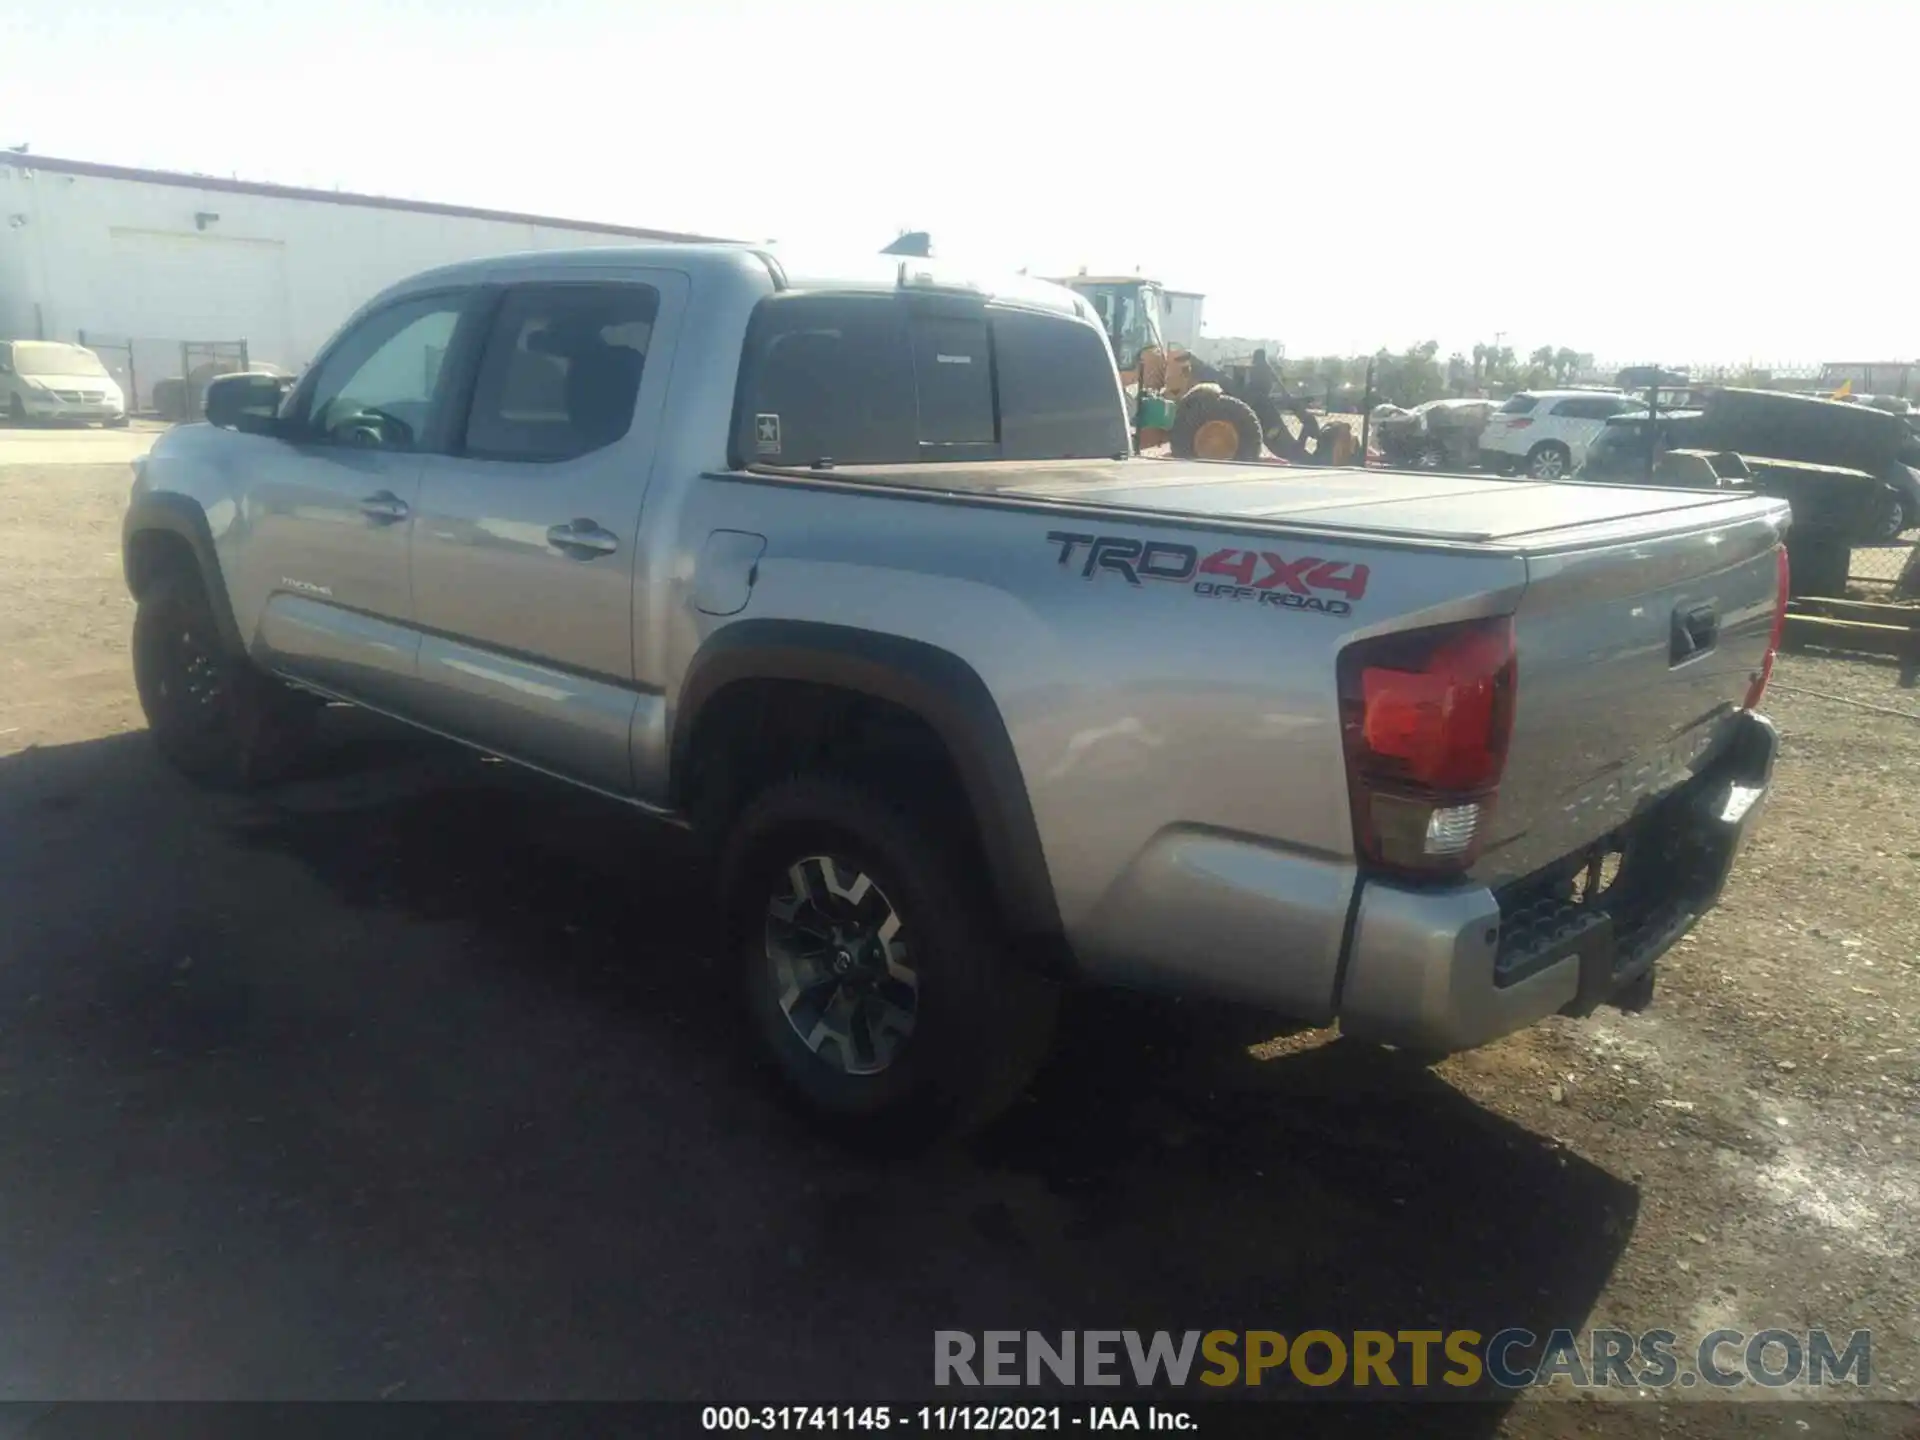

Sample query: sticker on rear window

[755,413,781,455]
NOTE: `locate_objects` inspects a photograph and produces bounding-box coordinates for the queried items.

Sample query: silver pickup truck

[123,245,1789,1134]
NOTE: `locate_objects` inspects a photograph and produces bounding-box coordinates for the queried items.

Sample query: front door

[239,288,474,708]
[406,273,684,795]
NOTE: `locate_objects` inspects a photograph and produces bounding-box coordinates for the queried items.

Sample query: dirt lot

[1,447,1916,1434]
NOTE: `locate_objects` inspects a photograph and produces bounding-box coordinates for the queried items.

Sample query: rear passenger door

[406,272,686,794]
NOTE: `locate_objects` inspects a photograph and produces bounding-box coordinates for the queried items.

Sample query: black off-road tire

[132,569,316,788]
[719,773,1059,1143]
[1169,387,1264,462]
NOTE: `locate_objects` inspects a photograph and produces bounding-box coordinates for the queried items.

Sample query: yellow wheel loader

[1058,275,1356,465]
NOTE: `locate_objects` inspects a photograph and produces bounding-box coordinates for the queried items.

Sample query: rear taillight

[1506,418,1534,429]
[1744,544,1789,710]
[1338,616,1518,878]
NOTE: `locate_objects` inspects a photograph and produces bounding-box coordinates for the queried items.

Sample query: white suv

[1479,389,1646,479]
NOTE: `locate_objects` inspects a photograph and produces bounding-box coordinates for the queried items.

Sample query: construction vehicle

[1056,274,1355,464]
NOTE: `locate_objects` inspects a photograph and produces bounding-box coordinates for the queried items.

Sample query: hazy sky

[6,0,1915,364]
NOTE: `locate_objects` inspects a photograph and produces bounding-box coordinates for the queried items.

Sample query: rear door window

[463,282,657,461]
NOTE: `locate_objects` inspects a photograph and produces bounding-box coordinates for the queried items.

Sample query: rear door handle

[546,519,620,558]
[359,491,410,524]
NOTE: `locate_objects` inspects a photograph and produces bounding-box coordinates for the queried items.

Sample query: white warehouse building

[0,154,721,407]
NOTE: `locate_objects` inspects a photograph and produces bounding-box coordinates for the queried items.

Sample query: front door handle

[546,519,620,558]
[360,491,410,524]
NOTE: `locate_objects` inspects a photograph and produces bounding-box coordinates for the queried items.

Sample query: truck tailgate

[1477,501,1788,887]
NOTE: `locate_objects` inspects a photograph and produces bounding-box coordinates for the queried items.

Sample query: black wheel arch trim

[122,489,247,657]
[674,619,1065,945]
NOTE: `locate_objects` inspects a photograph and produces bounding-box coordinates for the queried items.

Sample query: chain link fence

[1851,539,1920,596]
[75,333,251,419]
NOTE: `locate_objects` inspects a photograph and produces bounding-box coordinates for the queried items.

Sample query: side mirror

[204,371,292,434]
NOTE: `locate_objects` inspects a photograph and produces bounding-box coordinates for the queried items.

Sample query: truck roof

[380,243,1085,317]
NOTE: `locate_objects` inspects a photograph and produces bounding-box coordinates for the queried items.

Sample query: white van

[0,341,129,426]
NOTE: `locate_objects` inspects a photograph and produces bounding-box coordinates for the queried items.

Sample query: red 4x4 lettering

[1198,549,1259,586]
[1303,560,1370,600]
[1253,552,1322,594]
[1199,549,1371,601]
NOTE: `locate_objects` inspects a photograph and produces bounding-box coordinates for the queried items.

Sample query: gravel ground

[1,449,1916,1435]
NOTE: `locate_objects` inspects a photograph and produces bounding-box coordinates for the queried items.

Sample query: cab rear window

[733,293,1127,467]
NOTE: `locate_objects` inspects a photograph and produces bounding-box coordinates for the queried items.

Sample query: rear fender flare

[673,619,1063,943]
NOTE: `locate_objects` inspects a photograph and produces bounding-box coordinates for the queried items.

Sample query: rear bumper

[1336,709,1778,1053]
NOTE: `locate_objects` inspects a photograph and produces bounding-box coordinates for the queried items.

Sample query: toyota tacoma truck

[123,245,1789,1134]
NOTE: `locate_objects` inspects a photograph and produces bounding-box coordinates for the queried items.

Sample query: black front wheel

[720,774,1058,1140]
[132,570,315,787]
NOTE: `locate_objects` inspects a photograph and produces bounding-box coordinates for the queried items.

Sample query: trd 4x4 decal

[1045,531,1368,617]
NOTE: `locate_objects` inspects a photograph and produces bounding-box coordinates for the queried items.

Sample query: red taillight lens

[1506,418,1534,429]
[1338,616,1518,877]
[1744,544,1789,710]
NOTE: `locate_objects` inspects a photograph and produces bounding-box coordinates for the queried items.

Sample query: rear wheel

[132,569,315,788]
[1525,442,1572,480]
[1170,388,1264,462]
[720,773,1058,1141]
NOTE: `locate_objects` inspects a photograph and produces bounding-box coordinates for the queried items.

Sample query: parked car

[123,245,1788,1135]
[0,340,129,426]
[1479,389,1647,478]
[1575,411,1888,595]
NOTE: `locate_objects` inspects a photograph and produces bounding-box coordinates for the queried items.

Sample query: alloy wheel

[765,854,919,1077]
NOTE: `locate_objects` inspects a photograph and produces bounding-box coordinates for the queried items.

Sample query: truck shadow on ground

[0,722,1637,1428]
